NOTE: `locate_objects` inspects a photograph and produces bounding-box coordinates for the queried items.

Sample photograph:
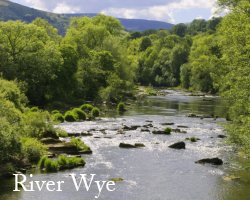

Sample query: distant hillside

[0,0,173,34]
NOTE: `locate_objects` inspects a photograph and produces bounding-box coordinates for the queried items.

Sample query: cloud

[53,2,80,13]
[102,0,217,23]
[24,0,48,11]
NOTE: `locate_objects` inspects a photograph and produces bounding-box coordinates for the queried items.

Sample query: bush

[44,159,58,172]
[21,138,47,163]
[56,129,68,137]
[38,155,85,172]
[72,108,87,120]
[52,113,64,123]
[38,155,48,169]
[0,118,21,164]
[64,111,78,122]
[30,107,39,112]
[22,109,55,138]
[91,107,100,118]
[70,137,91,152]
[80,104,94,113]
[164,128,172,135]
[117,102,126,113]
[145,87,157,96]
[51,110,60,114]
[0,79,28,110]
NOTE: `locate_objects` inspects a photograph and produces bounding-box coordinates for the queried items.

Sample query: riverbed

[1,90,250,200]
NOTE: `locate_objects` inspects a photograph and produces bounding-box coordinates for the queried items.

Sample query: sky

[11,0,221,24]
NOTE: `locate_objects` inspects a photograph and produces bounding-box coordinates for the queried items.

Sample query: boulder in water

[169,142,185,149]
[195,158,223,165]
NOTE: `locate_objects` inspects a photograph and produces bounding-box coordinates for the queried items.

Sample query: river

[0,90,250,200]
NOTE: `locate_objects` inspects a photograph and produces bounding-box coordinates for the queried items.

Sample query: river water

[1,90,250,200]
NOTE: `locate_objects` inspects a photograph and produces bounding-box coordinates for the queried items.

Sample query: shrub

[39,155,85,171]
[30,107,39,112]
[145,87,157,96]
[38,155,48,169]
[56,129,68,137]
[72,108,87,120]
[117,102,126,113]
[44,159,58,172]
[80,104,94,113]
[64,111,78,122]
[0,118,21,164]
[70,137,91,152]
[52,113,64,123]
[21,138,47,163]
[22,109,55,138]
[91,107,100,118]
[164,127,172,135]
[51,110,60,114]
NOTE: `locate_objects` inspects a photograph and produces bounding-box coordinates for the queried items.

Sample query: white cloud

[53,2,80,13]
[102,0,217,23]
[24,0,48,11]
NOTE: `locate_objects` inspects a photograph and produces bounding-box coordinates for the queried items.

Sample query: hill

[0,0,173,34]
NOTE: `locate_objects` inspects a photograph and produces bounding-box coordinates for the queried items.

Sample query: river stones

[134,143,146,148]
[218,134,227,139]
[123,125,141,131]
[81,132,93,137]
[141,128,150,132]
[172,128,187,134]
[119,143,136,148]
[177,125,189,128]
[195,158,223,165]
[119,143,145,148]
[161,123,175,126]
[48,142,92,155]
[40,137,62,144]
[185,137,200,142]
[168,142,186,149]
[153,130,170,135]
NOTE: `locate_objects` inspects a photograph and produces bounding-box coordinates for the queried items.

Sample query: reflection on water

[0,90,249,200]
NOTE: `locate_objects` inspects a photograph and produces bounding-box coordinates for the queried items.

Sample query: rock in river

[168,142,186,149]
[195,158,223,165]
[119,143,145,148]
[119,143,136,148]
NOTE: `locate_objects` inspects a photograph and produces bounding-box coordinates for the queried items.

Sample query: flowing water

[1,90,250,200]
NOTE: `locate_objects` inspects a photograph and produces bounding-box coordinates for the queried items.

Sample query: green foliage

[0,118,21,165]
[0,79,28,110]
[44,158,58,172]
[51,110,60,114]
[91,107,100,118]
[72,108,87,121]
[215,0,250,154]
[52,113,64,123]
[38,155,48,169]
[22,109,56,138]
[39,155,85,172]
[21,137,47,163]
[117,102,126,114]
[70,137,91,152]
[80,104,94,114]
[164,127,172,135]
[145,87,157,96]
[64,111,78,122]
[137,34,190,87]
[0,20,63,105]
[56,129,68,138]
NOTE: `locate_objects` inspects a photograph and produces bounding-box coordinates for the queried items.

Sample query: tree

[0,20,63,105]
[172,23,187,37]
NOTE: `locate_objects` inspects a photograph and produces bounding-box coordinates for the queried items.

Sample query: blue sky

[11,0,219,24]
